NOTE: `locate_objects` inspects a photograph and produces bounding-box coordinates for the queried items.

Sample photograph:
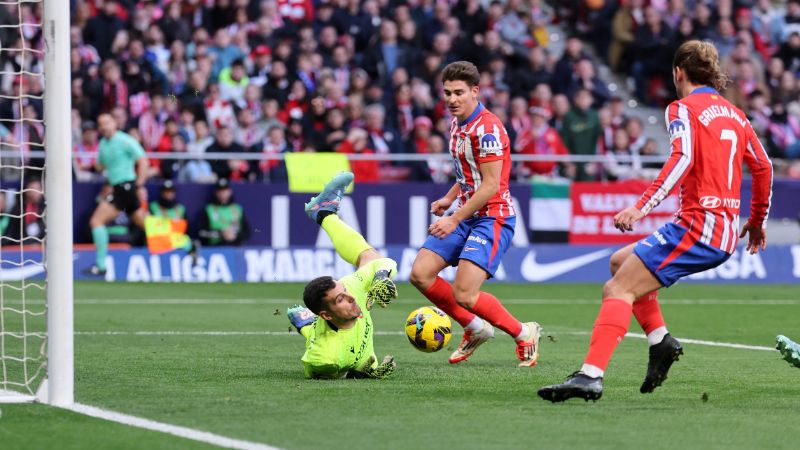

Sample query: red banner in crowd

[569,180,679,244]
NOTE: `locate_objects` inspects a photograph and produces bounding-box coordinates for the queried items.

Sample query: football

[404,306,452,352]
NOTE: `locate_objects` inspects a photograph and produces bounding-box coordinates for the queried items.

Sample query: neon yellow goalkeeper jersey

[300,258,396,379]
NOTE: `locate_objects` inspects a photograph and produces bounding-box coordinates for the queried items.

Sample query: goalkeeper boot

[640,333,683,393]
[776,335,800,369]
[304,171,354,223]
[515,321,543,368]
[448,320,494,364]
[538,372,603,403]
[82,265,106,277]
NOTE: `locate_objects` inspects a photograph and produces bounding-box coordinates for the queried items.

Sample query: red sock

[421,277,476,327]
[633,291,666,334]
[471,291,523,338]
[584,298,633,371]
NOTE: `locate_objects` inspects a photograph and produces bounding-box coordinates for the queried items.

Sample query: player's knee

[452,284,477,309]
[409,265,433,290]
[602,279,620,299]
[609,251,624,275]
[89,215,103,229]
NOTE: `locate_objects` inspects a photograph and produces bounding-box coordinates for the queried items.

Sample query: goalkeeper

[287,172,398,379]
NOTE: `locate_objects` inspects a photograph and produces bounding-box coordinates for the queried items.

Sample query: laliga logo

[668,119,686,141]
[699,195,722,209]
[479,133,503,156]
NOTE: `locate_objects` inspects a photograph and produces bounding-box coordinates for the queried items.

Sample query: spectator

[256,125,290,181]
[608,0,645,72]
[206,126,249,181]
[198,178,250,246]
[336,127,379,183]
[560,88,600,181]
[631,6,673,106]
[767,101,800,159]
[603,127,639,181]
[74,120,100,181]
[4,178,45,244]
[364,103,403,156]
[552,36,591,95]
[566,58,610,108]
[218,59,249,107]
[625,116,647,155]
[510,47,552,99]
[235,108,265,150]
[516,106,573,179]
[208,29,245,79]
[83,0,124,60]
[311,107,348,151]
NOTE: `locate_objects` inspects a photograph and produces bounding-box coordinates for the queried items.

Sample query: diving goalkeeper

[287,172,398,379]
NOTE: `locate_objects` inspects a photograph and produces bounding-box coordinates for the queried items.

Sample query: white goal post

[0,0,72,405]
[43,0,74,407]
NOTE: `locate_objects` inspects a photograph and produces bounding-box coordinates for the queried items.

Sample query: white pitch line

[7,298,800,306]
[74,330,779,352]
[67,403,280,450]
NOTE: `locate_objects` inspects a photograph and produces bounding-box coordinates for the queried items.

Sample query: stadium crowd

[0,0,799,187]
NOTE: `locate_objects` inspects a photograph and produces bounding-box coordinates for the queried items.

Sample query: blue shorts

[422,216,515,278]
[634,222,730,287]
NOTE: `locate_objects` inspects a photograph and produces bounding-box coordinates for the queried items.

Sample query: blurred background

[0,0,798,282]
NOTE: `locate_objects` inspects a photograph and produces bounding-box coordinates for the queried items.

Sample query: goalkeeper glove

[366,269,398,310]
[348,355,396,379]
[287,304,316,332]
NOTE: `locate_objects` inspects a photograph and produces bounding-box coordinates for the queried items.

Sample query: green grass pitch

[1,282,799,449]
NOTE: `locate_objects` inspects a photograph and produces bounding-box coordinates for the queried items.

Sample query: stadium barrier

[66,180,799,246]
[2,244,798,283]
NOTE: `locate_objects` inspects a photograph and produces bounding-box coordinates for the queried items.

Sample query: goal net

[0,0,72,404]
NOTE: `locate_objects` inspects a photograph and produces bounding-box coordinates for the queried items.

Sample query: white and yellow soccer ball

[405,306,452,352]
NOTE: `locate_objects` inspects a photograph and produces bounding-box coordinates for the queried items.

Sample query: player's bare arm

[614,207,645,233]
[428,160,501,239]
[135,156,150,204]
[430,183,459,217]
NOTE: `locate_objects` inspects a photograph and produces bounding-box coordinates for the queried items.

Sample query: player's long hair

[672,40,730,91]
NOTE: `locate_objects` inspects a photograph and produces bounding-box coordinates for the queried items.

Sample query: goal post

[43,0,74,406]
[0,0,73,405]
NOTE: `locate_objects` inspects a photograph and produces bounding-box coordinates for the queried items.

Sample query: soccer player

[776,335,800,369]
[538,40,774,402]
[288,172,399,379]
[408,61,542,367]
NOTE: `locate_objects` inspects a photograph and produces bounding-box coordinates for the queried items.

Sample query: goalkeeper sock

[583,298,632,373]
[320,215,371,266]
[421,277,476,327]
[92,226,109,271]
[633,291,668,346]
[471,291,522,338]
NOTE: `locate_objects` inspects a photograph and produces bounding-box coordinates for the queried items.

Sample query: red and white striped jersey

[448,102,515,217]
[635,87,774,254]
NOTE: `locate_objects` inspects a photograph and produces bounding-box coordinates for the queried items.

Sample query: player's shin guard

[471,291,523,338]
[584,298,633,372]
[92,226,109,270]
[422,277,476,327]
[320,215,372,266]
[633,291,668,345]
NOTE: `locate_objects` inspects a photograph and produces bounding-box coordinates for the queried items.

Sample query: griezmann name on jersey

[635,87,773,254]
[448,102,515,218]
